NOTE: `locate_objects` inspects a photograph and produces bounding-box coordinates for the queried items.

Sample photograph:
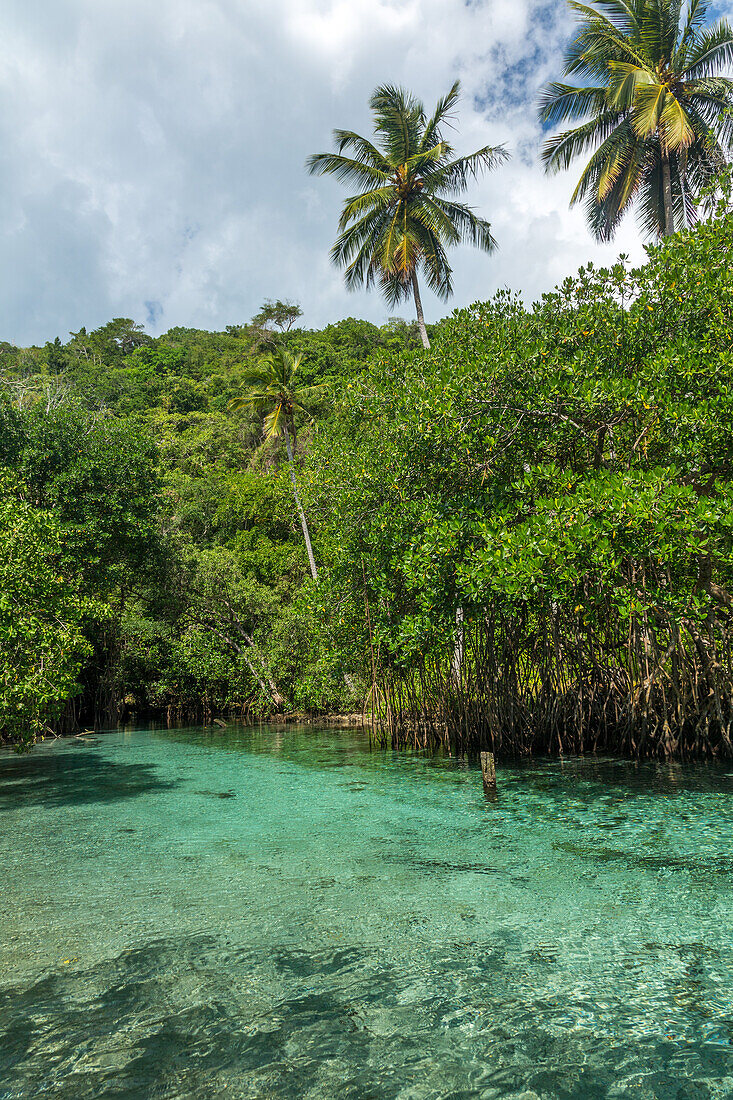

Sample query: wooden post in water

[480,751,496,794]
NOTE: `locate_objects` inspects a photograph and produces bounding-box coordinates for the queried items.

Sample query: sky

[0,0,657,346]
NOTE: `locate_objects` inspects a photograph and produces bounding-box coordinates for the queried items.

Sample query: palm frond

[428,197,498,252]
[606,61,654,110]
[370,84,423,163]
[634,147,667,236]
[677,100,729,170]
[681,21,733,78]
[382,201,408,269]
[630,82,666,137]
[332,129,390,169]
[337,187,394,232]
[263,403,286,440]
[306,152,389,189]
[658,94,695,148]
[639,0,667,63]
[564,4,650,69]
[404,142,449,176]
[426,145,510,193]
[378,269,415,308]
[285,351,304,382]
[542,110,624,172]
[391,231,421,280]
[584,0,639,34]
[682,85,733,142]
[414,221,454,300]
[331,204,395,268]
[596,132,633,198]
[237,363,276,387]
[419,80,461,151]
[538,83,609,126]
[591,130,648,237]
[569,117,638,204]
[339,207,399,291]
[664,0,685,59]
[228,384,272,413]
[410,197,462,247]
[677,0,709,63]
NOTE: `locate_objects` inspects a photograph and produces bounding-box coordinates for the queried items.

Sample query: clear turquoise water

[1,725,733,1099]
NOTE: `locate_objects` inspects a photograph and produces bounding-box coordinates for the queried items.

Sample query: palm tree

[539,0,733,240]
[229,348,326,582]
[307,81,508,348]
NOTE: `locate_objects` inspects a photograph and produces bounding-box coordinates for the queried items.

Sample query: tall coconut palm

[307,81,508,348]
[539,0,733,240]
[229,348,326,582]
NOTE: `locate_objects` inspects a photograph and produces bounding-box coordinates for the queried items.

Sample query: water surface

[1,723,733,1098]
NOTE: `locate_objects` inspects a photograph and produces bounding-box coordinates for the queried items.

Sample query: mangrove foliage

[308,199,733,758]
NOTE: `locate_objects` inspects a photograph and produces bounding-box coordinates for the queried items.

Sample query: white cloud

[0,0,650,344]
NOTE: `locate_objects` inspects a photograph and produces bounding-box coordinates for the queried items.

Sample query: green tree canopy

[0,482,92,747]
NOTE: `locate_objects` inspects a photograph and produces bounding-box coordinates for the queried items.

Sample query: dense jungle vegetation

[2,205,733,757]
[0,309,423,746]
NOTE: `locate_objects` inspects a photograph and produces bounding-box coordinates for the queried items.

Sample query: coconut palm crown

[229,348,325,443]
[307,81,509,347]
[539,0,733,240]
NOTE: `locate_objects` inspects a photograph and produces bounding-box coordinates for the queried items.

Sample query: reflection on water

[1,724,733,1098]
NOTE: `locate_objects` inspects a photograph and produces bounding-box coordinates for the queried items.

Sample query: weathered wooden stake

[480,751,496,794]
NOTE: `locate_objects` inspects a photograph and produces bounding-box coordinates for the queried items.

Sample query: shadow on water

[508,754,733,796]
[0,935,385,1099]
[2,931,732,1099]
[553,839,733,874]
[0,750,178,812]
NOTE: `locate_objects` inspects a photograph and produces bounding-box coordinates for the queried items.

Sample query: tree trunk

[661,149,674,237]
[452,606,465,685]
[241,630,286,709]
[241,648,284,709]
[283,422,318,582]
[209,626,285,710]
[411,270,430,349]
[283,421,356,696]
[680,158,688,230]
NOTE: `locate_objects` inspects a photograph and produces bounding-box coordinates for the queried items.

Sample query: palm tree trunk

[283,419,356,695]
[283,422,318,582]
[661,149,674,237]
[680,174,687,229]
[411,270,430,349]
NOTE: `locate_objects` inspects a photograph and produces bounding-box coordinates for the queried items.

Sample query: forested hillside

[0,308,422,745]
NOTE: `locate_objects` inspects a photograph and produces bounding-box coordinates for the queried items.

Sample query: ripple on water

[1,725,733,1099]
